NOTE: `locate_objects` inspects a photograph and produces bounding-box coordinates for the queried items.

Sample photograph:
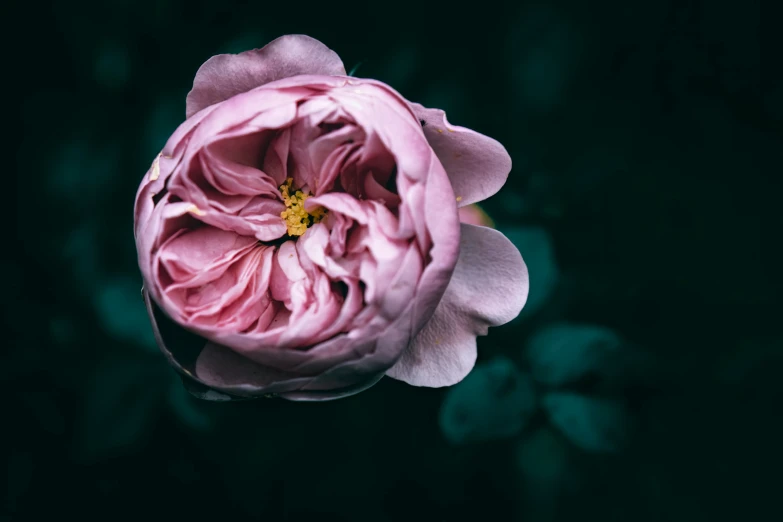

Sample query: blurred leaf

[526,322,625,387]
[503,226,559,319]
[439,356,537,445]
[514,425,578,522]
[542,392,628,453]
[515,425,570,485]
[74,355,166,462]
[94,277,157,352]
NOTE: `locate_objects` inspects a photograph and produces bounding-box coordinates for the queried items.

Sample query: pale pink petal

[194,342,312,396]
[386,224,529,387]
[290,303,417,393]
[458,204,495,228]
[186,35,346,118]
[201,133,282,197]
[411,102,512,207]
[157,227,257,287]
[194,335,385,401]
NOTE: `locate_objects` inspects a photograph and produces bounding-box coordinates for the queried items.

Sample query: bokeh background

[8,0,781,520]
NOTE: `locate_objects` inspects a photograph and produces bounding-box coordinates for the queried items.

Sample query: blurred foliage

[7,0,781,520]
[541,392,629,453]
[439,356,537,445]
[525,322,651,389]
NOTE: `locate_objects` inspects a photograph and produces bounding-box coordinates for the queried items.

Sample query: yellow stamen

[187,204,205,216]
[279,177,326,236]
[150,155,161,180]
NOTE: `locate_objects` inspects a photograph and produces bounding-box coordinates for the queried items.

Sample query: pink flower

[135,35,528,401]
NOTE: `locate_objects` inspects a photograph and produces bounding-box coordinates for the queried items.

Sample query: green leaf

[542,392,628,453]
[439,356,537,445]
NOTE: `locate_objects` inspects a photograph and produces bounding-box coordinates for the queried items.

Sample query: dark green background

[8,0,781,520]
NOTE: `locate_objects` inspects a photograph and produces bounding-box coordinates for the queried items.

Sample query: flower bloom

[134,35,528,401]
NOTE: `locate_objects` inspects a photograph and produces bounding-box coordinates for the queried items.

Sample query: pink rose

[135,35,528,401]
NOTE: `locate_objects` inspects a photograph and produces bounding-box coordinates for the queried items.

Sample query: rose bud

[134,35,528,401]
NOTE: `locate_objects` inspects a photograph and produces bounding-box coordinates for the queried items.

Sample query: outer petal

[411,102,512,207]
[386,224,529,387]
[458,204,495,228]
[277,373,386,402]
[144,288,317,398]
[186,35,346,118]
[148,285,393,402]
[194,342,312,396]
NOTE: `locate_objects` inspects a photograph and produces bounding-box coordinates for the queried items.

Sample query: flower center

[279,177,326,236]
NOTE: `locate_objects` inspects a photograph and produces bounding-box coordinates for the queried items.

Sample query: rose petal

[386,224,529,387]
[325,79,461,336]
[293,304,415,391]
[158,227,258,288]
[277,373,385,402]
[458,204,495,228]
[144,288,255,399]
[411,102,512,207]
[186,35,346,118]
[194,342,311,396]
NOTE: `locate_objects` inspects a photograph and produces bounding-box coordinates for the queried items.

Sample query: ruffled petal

[186,35,346,118]
[386,224,528,386]
[411,103,512,207]
[145,288,316,398]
